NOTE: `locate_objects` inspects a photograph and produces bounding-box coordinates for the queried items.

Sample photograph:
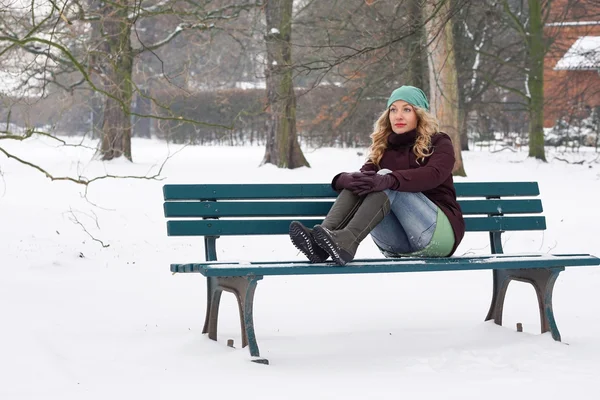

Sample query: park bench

[163,182,600,364]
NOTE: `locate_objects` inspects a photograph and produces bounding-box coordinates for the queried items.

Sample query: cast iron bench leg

[202,275,268,364]
[485,267,564,341]
[202,276,221,341]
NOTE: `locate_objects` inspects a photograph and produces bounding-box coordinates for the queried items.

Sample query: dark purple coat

[335,131,465,255]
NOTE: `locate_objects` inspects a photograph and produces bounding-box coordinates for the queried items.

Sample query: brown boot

[289,189,363,263]
[312,191,390,265]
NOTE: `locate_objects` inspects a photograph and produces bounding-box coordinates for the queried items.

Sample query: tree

[290,0,434,148]
[96,0,135,160]
[467,0,551,160]
[407,0,429,93]
[1,1,261,161]
[91,1,262,160]
[500,0,547,160]
[453,1,497,151]
[261,0,309,168]
[453,0,575,159]
[423,0,466,175]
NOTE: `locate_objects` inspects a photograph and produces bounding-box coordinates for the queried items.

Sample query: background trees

[2,0,597,174]
[1,0,262,163]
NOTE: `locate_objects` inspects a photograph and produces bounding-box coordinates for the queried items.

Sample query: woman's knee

[387,191,437,218]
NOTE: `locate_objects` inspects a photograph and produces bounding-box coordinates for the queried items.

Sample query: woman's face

[389,100,418,134]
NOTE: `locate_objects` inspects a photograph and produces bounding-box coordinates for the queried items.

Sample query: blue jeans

[370,190,438,254]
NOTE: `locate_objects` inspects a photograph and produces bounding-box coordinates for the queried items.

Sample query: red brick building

[544,0,600,127]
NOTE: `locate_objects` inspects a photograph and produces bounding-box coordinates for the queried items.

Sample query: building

[544,0,600,128]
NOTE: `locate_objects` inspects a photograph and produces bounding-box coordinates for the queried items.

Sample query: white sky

[0,137,599,399]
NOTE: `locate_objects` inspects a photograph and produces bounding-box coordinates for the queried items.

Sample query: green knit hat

[386,85,429,111]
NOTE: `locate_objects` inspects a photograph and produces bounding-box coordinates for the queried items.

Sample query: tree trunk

[407,0,429,93]
[133,89,152,139]
[423,0,466,176]
[99,1,133,161]
[90,93,103,140]
[261,0,309,169]
[88,0,104,141]
[527,0,546,161]
[459,105,470,151]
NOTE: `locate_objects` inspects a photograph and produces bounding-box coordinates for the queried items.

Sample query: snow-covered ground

[1,136,599,399]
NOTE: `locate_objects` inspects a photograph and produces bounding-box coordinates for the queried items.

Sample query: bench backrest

[163,182,545,260]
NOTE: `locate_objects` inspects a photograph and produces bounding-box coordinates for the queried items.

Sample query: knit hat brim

[386,86,429,111]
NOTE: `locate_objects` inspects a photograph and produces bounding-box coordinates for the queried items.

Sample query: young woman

[290,85,465,265]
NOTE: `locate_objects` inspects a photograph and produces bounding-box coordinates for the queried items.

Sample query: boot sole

[312,226,350,266]
[289,222,328,263]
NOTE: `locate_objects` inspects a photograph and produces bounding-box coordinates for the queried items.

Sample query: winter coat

[335,130,465,255]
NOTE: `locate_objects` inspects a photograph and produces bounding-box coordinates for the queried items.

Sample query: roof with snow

[554,36,600,70]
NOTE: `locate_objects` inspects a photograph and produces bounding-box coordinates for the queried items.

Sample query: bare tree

[424,0,465,175]
[261,0,309,168]
[477,0,549,160]
[407,0,430,93]
[453,0,499,151]
[1,0,262,162]
[451,0,591,159]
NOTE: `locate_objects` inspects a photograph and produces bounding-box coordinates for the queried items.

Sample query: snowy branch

[135,22,215,54]
[128,0,174,19]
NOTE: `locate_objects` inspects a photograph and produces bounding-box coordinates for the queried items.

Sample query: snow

[1,136,600,399]
[554,36,600,70]
[545,21,600,27]
[234,81,267,90]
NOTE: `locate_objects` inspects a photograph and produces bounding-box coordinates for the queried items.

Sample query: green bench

[163,182,600,364]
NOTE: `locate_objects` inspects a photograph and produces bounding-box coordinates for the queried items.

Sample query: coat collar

[387,129,417,148]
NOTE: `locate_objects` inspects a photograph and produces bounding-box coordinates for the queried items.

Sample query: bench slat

[459,199,542,215]
[163,182,540,200]
[170,253,600,276]
[163,199,543,218]
[164,184,336,200]
[455,182,540,197]
[166,216,546,236]
[465,216,545,231]
[164,201,333,217]
[167,219,324,236]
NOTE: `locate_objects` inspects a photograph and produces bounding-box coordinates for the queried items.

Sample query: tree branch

[501,0,528,40]
[135,22,215,55]
[67,208,110,248]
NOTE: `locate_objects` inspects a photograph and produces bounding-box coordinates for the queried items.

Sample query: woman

[290,85,465,265]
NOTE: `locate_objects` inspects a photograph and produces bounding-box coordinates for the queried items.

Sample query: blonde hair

[367,106,439,167]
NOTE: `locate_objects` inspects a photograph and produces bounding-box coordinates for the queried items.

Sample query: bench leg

[485,267,564,341]
[202,275,268,364]
[202,276,221,341]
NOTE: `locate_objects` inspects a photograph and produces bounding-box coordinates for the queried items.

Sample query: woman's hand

[334,171,376,194]
[354,172,396,196]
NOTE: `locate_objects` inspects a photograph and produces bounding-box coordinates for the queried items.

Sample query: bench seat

[171,253,600,276]
[163,182,600,364]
